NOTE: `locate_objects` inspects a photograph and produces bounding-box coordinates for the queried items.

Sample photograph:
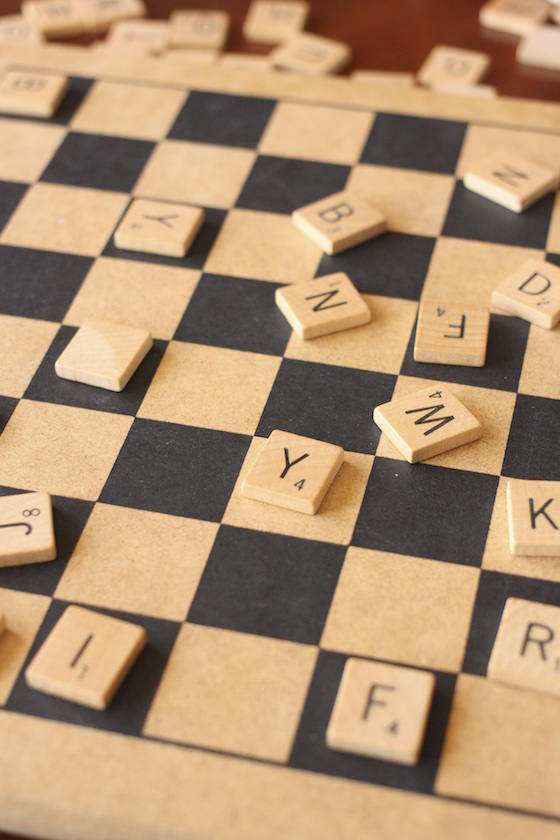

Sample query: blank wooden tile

[0,14,43,44]
[488,598,560,697]
[55,319,153,392]
[22,0,94,37]
[271,33,351,76]
[243,1,309,44]
[517,25,560,71]
[414,300,490,367]
[326,658,435,765]
[114,199,204,258]
[169,10,229,50]
[479,0,549,36]
[86,0,146,34]
[105,19,168,53]
[242,429,344,515]
[276,272,370,340]
[464,150,558,213]
[417,45,490,89]
[0,492,56,569]
[492,258,560,329]
[25,604,146,709]
[293,191,386,255]
[507,480,560,557]
[0,71,67,118]
[373,384,482,464]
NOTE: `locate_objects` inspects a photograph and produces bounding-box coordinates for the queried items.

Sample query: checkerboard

[0,43,559,840]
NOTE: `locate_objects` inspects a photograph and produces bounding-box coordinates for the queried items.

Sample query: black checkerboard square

[256,358,396,454]
[187,525,345,645]
[100,418,250,521]
[40,132,155,193]
[502,394,560,480]
[400,313,530,392]
[360,114,467,175]
[5,599,180,735]
[0,490,93,597]
[289,650,456,793]
[0,181,27,231]
[442,182,555,249]
[174,273,291,356]
[462,570,560,676]
[316,233,435,300]
[0,396,18,434]
[353,457,499,566]
[236,155,350,214]
[168,90,275,148]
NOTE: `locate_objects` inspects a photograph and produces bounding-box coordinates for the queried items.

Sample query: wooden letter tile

[275,273,370,340]
[326,658,435,765]
[0,492,56,568]
[242,429,344,514]
[114,199,204,258]
[87,0,146,34]
[25,605,146,709]
[0,14,43,44]
[488,598,560,697]
[243,1,309,44]
[507,480,560,557]
[0,71,67,118]
[292,191,386,255]
[373,384,482,464]
[271,33,351,76]
[414,300,490,367]
[479,0,549,36]
[22,0,93,38]
[517,26,560,72]
[417,45,490,89]
[492,258,560,329]
[105,19,168,54]
[55,319,153,392]
[463,151,558,213]
[169,10,229,50]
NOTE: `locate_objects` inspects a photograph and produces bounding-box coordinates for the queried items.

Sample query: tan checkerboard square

[456,124,560,179]
[143,623,317,762]
[55,503,218,621]
[138,341,280,435]
[482,478,560,584]
[347,165,454,238]
[134,140,255,209]
[204,208,322,283]
[321,547,480,672]
[0,400,132,501]
[0,183,129,257]
[63,256,200,341]
[422,237,543,311]
[223,437,373,545]
[518,323,560,400]
[0,588,50,705]
[258,101,373,165]
[0,118,64,183]
[284,294,417,375]
[547,191,560,254]
[71,80,186,141]
[375,375,515,474]
[0,315,58,398]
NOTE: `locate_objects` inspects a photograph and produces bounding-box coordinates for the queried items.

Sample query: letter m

[404,404,455,436]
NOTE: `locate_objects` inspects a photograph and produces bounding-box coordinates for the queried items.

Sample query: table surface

[0,2,558,839]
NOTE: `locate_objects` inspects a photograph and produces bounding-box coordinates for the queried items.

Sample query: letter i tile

[492,258,560,329]
[241,429,344,514]
[292,190,386,254]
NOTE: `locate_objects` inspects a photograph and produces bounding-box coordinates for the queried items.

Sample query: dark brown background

[0,1,558,839]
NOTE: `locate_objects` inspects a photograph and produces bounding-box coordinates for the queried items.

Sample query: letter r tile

[292,189,386,254]
[492,258,560,329]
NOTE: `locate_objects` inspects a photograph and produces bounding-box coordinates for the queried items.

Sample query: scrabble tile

[105,19,168,54]
[488,598,560,697]
[55,319,153,392]
[241,429,344,515]
[86,0,146,34]
[517,25,560,71]
[414,300,490,367]
[243,1,309,44]
[0,71,67,118]
[417,45,490,90]
[292,191,386,255]
[463,151,558,213]
[169,10,229,50]
[25,605,146,709]
[479,0,549,36]
[114,199,204,258]
[373,384,483,464]
[326,658,435,765]
[492,258,560,329]
[0,14,43,44]
[220,53,272,71]
[0,492,56,569]
[270,33,351,76]
[22,0,94,38]
[275,273,370,340]
[507,480,560,557]
[351,70,415,86]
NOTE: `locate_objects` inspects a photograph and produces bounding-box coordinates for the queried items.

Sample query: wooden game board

[0,44,559,839]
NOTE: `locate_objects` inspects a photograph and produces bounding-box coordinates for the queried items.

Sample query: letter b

[319,203,354,225]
